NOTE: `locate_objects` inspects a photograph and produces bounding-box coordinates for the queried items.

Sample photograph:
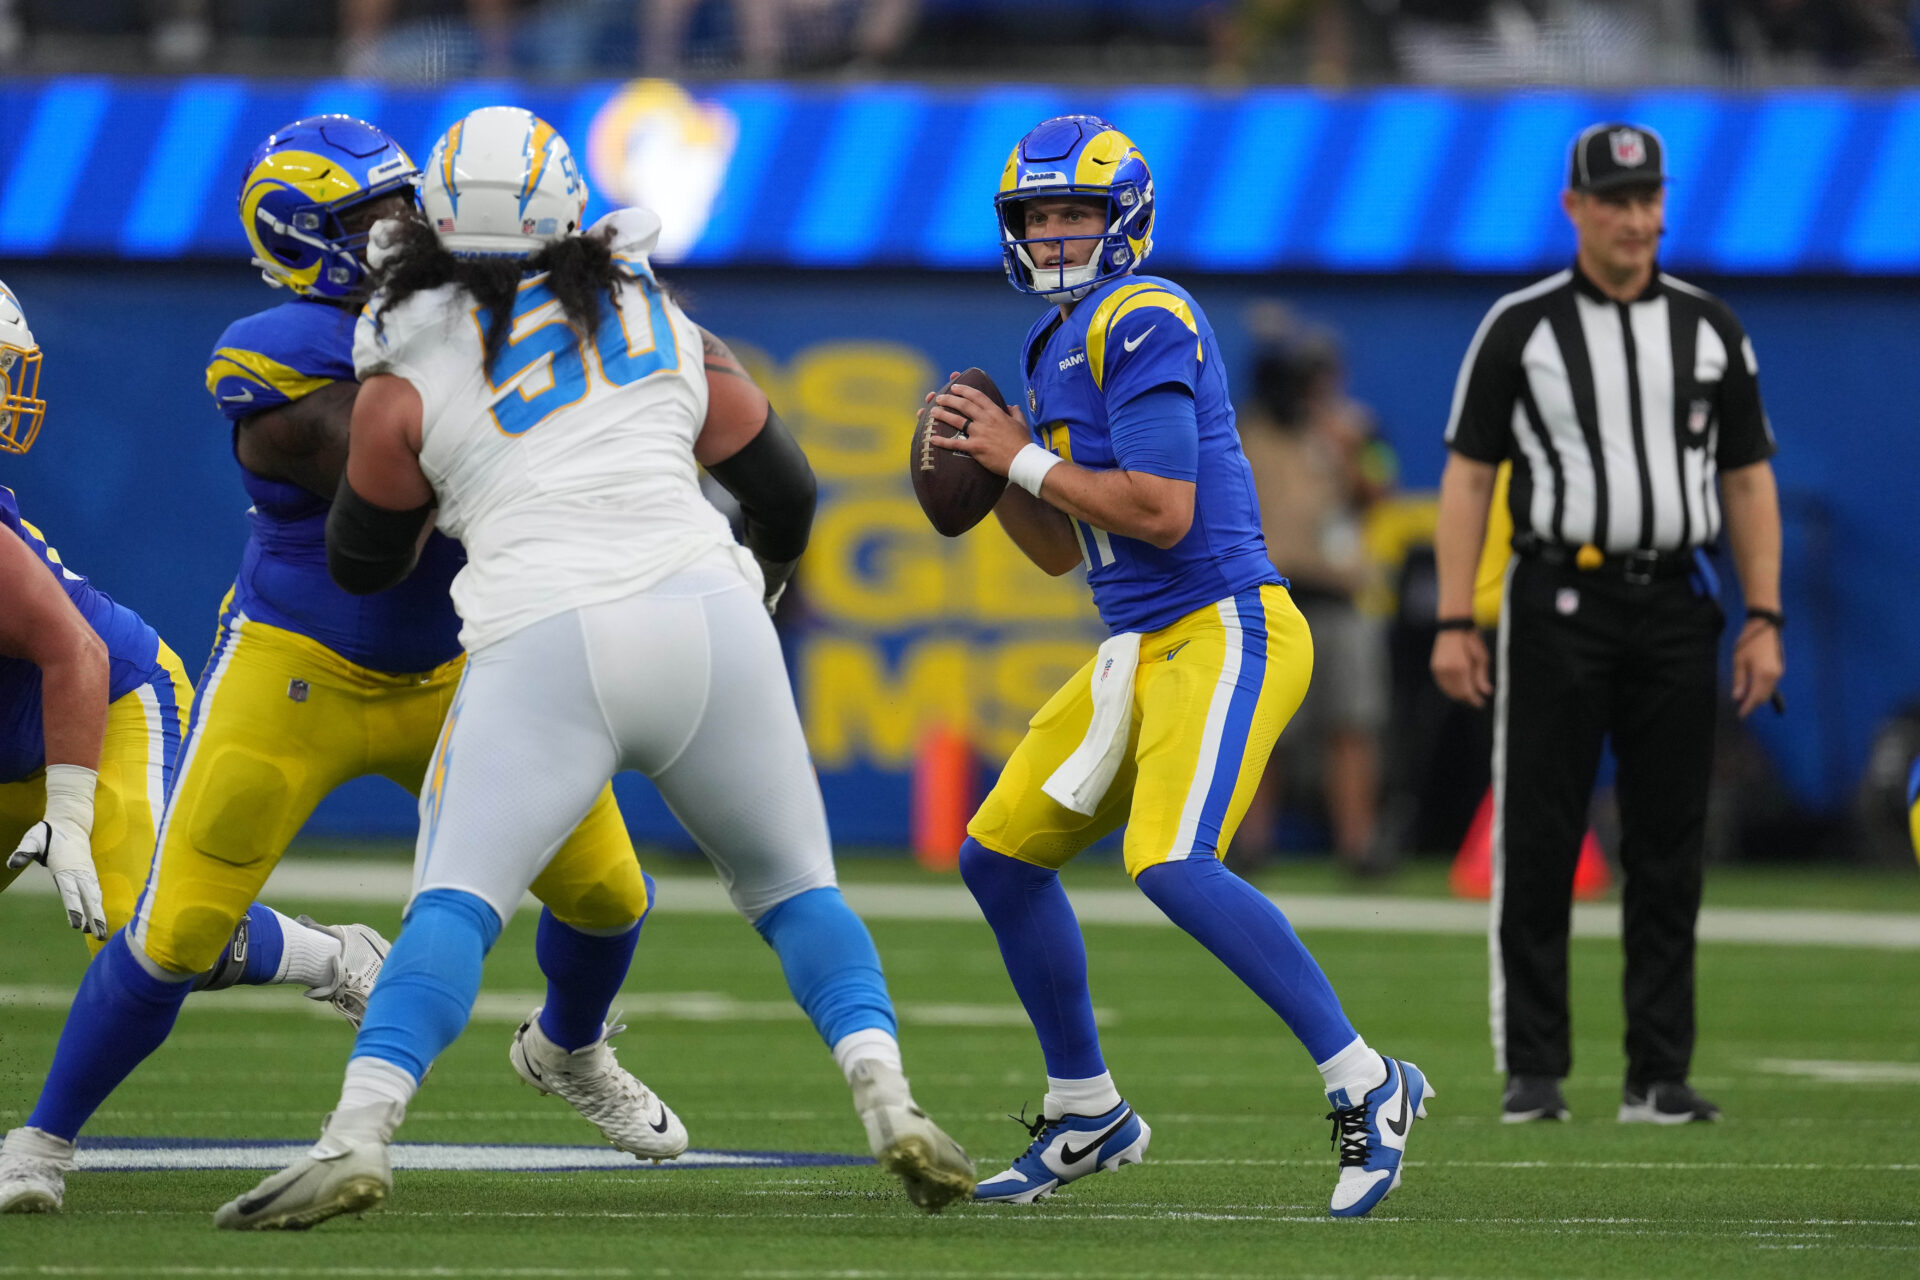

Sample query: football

[909,366,1010,537]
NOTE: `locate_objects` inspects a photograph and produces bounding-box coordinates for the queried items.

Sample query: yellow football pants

[0,642,192,954]
[128,609,644,975]
[969,584,1311,879]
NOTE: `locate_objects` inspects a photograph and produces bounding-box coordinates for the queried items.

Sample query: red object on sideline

[911,725,973,871]
[1450,788,1612,900]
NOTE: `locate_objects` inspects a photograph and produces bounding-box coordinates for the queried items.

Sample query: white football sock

[1044,1072,1122,1119]
[273,911,342,990]
[831,1028,903,1084]
[335,1056,420,1118]
[1317,1035,1387,1102]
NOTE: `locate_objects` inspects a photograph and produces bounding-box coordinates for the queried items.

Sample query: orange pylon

[911,725,973,871]
[1450,788,1612,900]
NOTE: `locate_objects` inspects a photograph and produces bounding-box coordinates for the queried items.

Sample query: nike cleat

[1327,1057,1433,1218]
[973,1098,1150,1205]
[0,1126,76,1213]
[509,1008,687,1161]
[298,916,390,1030]
[1619,1080,1720,1124]
[850,1059,976,1213]
[213,1103,400,1231]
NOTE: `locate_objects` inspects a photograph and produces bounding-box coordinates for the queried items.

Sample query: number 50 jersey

[353,250,741,653]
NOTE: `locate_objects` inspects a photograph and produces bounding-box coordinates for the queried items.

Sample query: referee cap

[1568,123,1666,193]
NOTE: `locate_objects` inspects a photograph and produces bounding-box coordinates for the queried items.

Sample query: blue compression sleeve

[958,838,1106,1079]
[27,933,191,1141]
[753,886,897,1045]
[350,888,501,1080]
[238,903,285,985]
[535,874,651,1051]
[1136,857,1357,1062]
[1108,383,1198,482]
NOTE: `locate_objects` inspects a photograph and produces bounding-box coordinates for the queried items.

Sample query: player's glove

[6,763,106,939]
[756,554,799,616]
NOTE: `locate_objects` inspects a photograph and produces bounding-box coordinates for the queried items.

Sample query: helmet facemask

[0,340,44,455]
[996,176,1152,303]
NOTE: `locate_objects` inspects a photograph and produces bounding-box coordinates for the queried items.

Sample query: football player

[0,117,644,1214]
[215,107,972,1229]
[925,116,1432,1218]
[0,280,191,946]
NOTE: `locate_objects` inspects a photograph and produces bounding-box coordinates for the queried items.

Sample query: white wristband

[41,763,98,835]
[1009,444,1063,498]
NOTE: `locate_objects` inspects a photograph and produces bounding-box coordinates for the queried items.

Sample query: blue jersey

[206,298,464,673]
[1020,275,1279,634]
[0,487,164,782]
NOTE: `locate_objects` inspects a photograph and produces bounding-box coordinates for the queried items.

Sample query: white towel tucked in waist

[1042,631,1142,816]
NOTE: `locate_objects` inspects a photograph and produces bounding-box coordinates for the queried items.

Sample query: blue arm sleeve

[1108,383,1198,483]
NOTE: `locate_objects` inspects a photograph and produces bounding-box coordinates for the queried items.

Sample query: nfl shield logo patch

[1027,386,1038,414]
[1610,129,1647,167]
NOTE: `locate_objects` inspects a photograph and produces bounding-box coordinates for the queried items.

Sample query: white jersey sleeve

[352,285,466,413]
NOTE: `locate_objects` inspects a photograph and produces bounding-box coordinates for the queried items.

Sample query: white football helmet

[421,106,588,258]
[0,280,45,455]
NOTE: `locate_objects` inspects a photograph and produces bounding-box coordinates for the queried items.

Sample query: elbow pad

[706,405,817,563]
[326,477,433,595]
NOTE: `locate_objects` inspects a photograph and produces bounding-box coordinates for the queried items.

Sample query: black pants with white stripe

[1493,554,1722,1087]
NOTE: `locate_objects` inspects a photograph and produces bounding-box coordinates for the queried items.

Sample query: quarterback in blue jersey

[0,282,190,946]
[927,116,1432,1218]
[0,118,645,1215]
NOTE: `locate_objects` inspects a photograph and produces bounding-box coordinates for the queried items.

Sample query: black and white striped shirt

[1445,266,1775,553]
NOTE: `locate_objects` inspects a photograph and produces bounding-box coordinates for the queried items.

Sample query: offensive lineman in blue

[927,116,1432,1217]
[0,117,648,1215]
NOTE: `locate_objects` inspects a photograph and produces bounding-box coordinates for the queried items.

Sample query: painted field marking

[14,861,1911,949]
[76,1138,867,1173]
[1756,1058,1920,1084]
[0,986,1112,1028]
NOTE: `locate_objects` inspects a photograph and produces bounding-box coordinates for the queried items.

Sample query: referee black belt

[1515,538,1694,585]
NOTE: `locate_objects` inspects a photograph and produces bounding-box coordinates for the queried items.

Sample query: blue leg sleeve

[26,933,191,1142]
[238,903,285,985]
[957,838,1106,1080]
[752,886,897,1045]
[535,874,651,1051]
[1136,857,1357,1062]
[350,888,502,1080]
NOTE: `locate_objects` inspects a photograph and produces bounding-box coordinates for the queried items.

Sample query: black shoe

[1501,1075,1569,1123]
[1618,1080,1721,1124]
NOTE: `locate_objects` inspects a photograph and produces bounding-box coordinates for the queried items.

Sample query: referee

[1430,123,1785,1125]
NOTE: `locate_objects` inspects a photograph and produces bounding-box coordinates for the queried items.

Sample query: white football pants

[411,560,837,924]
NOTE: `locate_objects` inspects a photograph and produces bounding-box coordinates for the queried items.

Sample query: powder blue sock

[1135,856,1358,1062]
[535,874,651,1051]
[753,886,897,1044]
[958,837,1106,1080]
[350,888,501,1081]
[26,933,192,1142]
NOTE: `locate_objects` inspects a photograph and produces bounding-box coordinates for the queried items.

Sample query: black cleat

[1501,1074,1570,1123]
[1619,1080,1721,1124]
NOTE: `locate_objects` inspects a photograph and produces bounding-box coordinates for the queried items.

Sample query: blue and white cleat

[973,1100,1151,1204]
[1326,1057,1433,1218]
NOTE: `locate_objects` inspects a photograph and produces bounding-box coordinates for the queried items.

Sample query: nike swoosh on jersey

[1122,326,1157,353]
[1059,1108,1133,1164]
[1384,1075,1411,1138]
[223,388,256,403]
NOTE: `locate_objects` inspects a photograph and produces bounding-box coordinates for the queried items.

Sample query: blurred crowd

[2,0,1913,81]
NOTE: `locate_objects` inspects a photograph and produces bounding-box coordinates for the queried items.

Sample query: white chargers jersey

[353,234,750,652]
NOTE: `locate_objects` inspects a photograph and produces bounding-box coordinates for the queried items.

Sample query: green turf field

[2,851,1916,1278]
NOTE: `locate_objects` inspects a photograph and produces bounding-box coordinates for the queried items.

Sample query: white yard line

[0,985,1111,1027]
[13,861,1910,948]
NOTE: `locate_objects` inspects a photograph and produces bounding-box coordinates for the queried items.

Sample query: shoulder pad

[1086,280,1203,392]
[205,301,355,423]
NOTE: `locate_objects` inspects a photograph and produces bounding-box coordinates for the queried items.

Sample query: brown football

[909,366,1010,538]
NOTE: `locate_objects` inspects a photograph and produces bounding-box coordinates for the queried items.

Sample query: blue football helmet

[996,115,1154,301]
[239,115,420,299]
